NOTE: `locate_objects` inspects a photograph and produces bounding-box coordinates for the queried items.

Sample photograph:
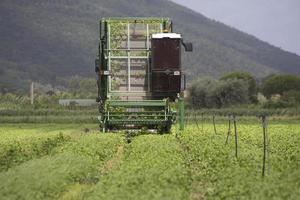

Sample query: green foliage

[188,78,216,108]
[69,76,97,98]
[0,131,70,172]
[0,153,97,200]
[211,79,250,108]
[0,129,123,200]
[188,77,217,108]
[60,134,122,163]
[180,123,300,200]
[220,71,258,103]
[189,77,249,108]
[0,109,97,117]
[0,93,60,110]
[187,107,300,117]
[0,87,97,110]
[0,122,299,199]
[0,124,85,171]
[263,90,300,109]
[282,90,300,103]
[0,115,98,124]
[84,135,190,200]
[261,75,300,98]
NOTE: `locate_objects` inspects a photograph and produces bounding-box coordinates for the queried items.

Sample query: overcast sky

[172,0,300,55]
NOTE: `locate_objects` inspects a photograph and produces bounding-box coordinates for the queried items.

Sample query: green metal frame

[98,99,176,132]
[96,17,184,132]
[98,18,172,98]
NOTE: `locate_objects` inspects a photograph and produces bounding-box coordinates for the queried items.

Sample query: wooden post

[233,114,238,158]
[195,113,200,130]
[262,115,268,177]
[201,113,204,132]
[185,112,189,126]
[213,114,217,134]
[225,115,232,145]
[179,97,185,131]
[30,82,34,105]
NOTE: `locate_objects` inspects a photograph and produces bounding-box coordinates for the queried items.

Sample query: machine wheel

[157,123,171,134]
[165,123,172,133]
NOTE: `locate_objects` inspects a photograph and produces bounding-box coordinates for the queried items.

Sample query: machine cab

[151,33,192,100]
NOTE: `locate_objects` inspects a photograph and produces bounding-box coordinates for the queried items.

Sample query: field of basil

[0,120,299,200]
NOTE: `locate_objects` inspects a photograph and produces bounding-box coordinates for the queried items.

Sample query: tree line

[188,72,300,109]
[1,73,300,109]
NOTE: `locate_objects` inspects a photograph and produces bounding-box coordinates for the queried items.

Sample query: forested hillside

[1,0,300,92]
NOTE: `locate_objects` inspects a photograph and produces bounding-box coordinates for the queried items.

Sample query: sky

[171,0,300,55]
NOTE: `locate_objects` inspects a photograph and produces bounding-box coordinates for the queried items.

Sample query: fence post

[195,113,200,130]
[225,115,232,145]
[262,115,268,177]
[233,114,238,158]
[30,82,34,105]
[185,112,189,127]
[213,114,217,135]
[201,113,204,132]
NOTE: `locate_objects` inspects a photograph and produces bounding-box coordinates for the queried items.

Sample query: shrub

[188,77,217,108]
[188,77,249,108]
[261,74,300,98]
[0,132,70,171]
[282,90,300,104]
[207,79,249,108]
[263,90,300,108]
[220,71,257,103]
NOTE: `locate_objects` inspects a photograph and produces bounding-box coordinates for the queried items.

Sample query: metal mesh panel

[110,59,128,91]
[110,23,128,56]
[108,21,163,94]
[130,58,149,91]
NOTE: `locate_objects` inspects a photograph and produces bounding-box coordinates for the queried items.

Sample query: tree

[282,90,300,104]
[68,76,97,98]
[188,77,217,108]
[261,74,300,98]
[188,77,249,108]
[208,79,249,108]
[220,71,257,103]
[68,76,81,96]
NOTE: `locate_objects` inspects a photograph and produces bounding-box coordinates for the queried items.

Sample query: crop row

[2,113,299,125]
[0,129,73,171]
[0,121,298,200]
[180,123,300,200]
[187,107,300,116]
[0,109,97,116]
[0,116,98,123]
[0,133,123,200]
[1,107,300,117]
[84,135,190,200]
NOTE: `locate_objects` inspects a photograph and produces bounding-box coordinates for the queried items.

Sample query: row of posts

[182,113,270,177]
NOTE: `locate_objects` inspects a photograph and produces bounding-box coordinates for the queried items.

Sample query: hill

[1,0,300,92]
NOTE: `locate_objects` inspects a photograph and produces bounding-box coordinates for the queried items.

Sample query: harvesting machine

[95,17,192,132]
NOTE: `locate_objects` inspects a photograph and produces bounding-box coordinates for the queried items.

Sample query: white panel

[152,33,181,39]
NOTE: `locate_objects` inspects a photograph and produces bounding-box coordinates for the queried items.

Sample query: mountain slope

[1,0,300,92]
